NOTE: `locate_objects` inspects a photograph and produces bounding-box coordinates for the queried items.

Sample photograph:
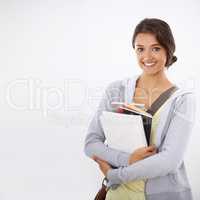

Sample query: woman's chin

[141,67,157,75]
[140,65,163,75]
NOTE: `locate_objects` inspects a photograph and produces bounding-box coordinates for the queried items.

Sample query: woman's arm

[84,81,131,168]
[106,93,196,186]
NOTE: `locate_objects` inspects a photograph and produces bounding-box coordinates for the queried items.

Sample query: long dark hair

[132,18,177,68]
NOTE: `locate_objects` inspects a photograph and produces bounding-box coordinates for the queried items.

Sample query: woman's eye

[136,48,144,53]
[152,47,161,52]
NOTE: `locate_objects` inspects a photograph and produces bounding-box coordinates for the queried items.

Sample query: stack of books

[111,102,152,118]
[100,102,152,153]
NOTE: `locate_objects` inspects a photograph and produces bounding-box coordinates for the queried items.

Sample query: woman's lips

[143,62,156,67]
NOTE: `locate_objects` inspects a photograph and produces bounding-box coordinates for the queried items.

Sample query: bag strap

[147,86,179,116]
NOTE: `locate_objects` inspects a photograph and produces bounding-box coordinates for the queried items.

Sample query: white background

[0,0,200,199]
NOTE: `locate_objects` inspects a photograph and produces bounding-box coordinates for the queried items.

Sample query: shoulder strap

[147,86,179,116]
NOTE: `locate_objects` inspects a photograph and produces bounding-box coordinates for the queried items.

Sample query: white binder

[100,111,147,153]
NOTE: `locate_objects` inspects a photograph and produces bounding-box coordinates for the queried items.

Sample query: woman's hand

[128,145,157,165]
[92,156,112,176]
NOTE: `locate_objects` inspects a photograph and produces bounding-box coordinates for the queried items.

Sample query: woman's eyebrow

[151,43,161,46]
[135,43,161,47]
[135,44,144,47]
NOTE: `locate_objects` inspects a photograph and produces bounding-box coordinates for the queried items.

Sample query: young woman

[84,18,196,200]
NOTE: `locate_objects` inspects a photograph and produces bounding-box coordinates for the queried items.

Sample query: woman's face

[134,33,167,75]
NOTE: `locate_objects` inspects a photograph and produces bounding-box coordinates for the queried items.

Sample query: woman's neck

[137,72,173,92]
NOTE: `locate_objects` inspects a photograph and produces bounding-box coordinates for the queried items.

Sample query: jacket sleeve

[84,82,130,168]
[106,93,196,185]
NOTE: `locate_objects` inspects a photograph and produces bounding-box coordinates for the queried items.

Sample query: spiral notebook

[100,111,147,153]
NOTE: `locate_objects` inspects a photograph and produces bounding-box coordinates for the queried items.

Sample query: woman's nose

[142,50,153,60]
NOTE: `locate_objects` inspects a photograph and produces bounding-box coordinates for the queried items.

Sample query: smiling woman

[132,18,177,69]
[84,18,196,200]
[131,19,178,110]
[134,33,168,75]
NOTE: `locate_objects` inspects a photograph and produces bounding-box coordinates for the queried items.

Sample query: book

[111,102,152,118]
[100,111,147,153]
[111,101,145,109]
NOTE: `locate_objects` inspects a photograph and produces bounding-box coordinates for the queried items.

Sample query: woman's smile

[143,61,157,68]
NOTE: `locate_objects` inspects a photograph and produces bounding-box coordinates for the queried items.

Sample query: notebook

[100,111,147,153]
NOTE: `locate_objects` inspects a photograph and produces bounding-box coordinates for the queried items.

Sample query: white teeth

[144,63,155,66]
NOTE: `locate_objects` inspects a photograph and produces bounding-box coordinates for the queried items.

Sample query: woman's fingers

[132,145,156,153]
[144,149,157,157]
[128,145,157,165]
[92,155,97,162]
[145,151,156,157]
[92,155,107,163]
[146,145,157,152]
[143,145,157,157]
